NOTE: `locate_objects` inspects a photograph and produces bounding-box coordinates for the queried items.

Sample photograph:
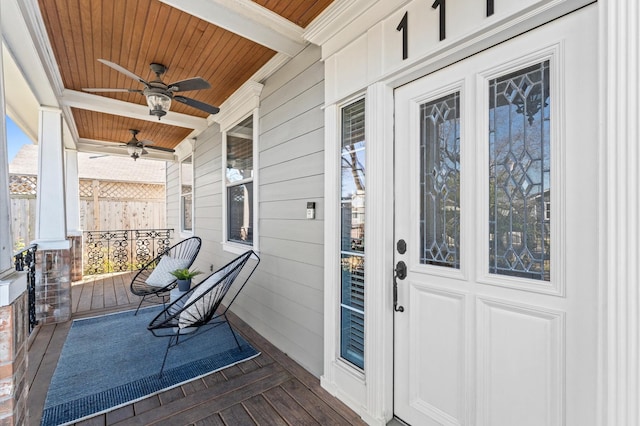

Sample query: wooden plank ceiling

[37,0,333,155]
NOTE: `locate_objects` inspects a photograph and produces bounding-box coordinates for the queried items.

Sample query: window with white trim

[224,114,255,246]
[180,155,193,233]
[340,98,365,370]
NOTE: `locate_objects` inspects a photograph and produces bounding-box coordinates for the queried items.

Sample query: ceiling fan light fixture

[146,92,171,119]
[127,144,143,160]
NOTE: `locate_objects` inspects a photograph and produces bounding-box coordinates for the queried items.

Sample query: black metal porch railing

[14,244,38,333]
[83,229,173,275]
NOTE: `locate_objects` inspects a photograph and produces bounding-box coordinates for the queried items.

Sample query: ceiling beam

[158,0,306,57]
[77,138,175,161]
[60,90,209,131]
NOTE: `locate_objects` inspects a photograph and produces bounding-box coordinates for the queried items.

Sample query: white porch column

[33,107,71,324]
[34,107,69,249]
[601,0,640,424]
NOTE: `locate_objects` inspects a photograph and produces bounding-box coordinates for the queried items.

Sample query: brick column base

[35,248,71,324]
[0,292,28,425]
[68,235,83,282]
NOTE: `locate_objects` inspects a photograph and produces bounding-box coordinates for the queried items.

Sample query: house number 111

[396,0,495,60]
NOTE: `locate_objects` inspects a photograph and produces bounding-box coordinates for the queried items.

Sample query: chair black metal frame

[130,236,202,315]
[147,250,260,374]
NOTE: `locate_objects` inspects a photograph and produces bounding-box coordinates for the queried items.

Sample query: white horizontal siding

[260,151,324,185]
[261,174,324,202]
[166,44,326,377]
[236,44,325,376]
[261,127,324,168]
[260,108,324,152]
[260,218,324,243]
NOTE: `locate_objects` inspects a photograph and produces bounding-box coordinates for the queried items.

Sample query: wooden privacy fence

[9,174,166,250]
[79,179,166,231]
[9,175,37,250]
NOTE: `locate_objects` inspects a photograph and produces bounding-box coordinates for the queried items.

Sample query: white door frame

[600,1,640,425]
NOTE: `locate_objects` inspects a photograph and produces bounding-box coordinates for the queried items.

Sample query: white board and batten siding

[167,45,326,376]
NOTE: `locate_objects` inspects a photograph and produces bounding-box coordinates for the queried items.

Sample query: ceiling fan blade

[89,154,110,159]
[174,95,220,115]
[98,59,150,86]
[145,145,175,153]
[141,148,149,155]
[82,88,143,93]
[169,77,211,92]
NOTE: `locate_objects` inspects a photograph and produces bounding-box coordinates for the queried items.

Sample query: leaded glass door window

[420,92,461,269]
[489,61,550,281]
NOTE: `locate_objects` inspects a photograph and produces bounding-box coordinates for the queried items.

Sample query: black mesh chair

[130,236,202,315]
[147,250,259,374]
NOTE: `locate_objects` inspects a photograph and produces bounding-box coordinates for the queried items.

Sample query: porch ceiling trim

[1,0,59,106]
[304,0,388,50]
[158,0,307,57]
[210,80,263,130]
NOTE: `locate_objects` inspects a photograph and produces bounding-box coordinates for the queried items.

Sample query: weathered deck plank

[219,403,257,425]
[27,321,71,426]
[263,385,321,425]
[75,280,95,312]
[113,273,133,305]
[243,394,289,425]
[102,275,118,308]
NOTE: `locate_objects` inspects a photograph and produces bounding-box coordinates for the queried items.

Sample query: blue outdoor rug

[41,306,259,426]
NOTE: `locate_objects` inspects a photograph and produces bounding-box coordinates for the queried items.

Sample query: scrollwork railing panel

[83,229,174,275]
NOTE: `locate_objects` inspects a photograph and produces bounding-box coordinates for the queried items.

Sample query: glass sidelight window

[340,98,365,370]
[420,92,461,269]
[489,61,551,281]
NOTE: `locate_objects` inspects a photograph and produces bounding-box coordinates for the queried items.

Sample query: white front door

[393,6,598,426]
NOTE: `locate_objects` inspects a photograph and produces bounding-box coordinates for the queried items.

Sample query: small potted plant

[170,268,202,291]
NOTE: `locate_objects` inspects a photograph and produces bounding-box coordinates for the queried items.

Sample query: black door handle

[394,261,406,312]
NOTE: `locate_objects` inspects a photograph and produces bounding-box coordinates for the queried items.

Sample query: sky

[5,115,33,162]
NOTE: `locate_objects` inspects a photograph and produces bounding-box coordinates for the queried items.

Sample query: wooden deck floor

[27,273,367,426]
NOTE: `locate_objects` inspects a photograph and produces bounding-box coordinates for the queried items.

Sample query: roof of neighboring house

[9,144,166,184]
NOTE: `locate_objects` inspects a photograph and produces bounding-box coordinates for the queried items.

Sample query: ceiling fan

[90,129,175,161]
[83,59,220,119]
